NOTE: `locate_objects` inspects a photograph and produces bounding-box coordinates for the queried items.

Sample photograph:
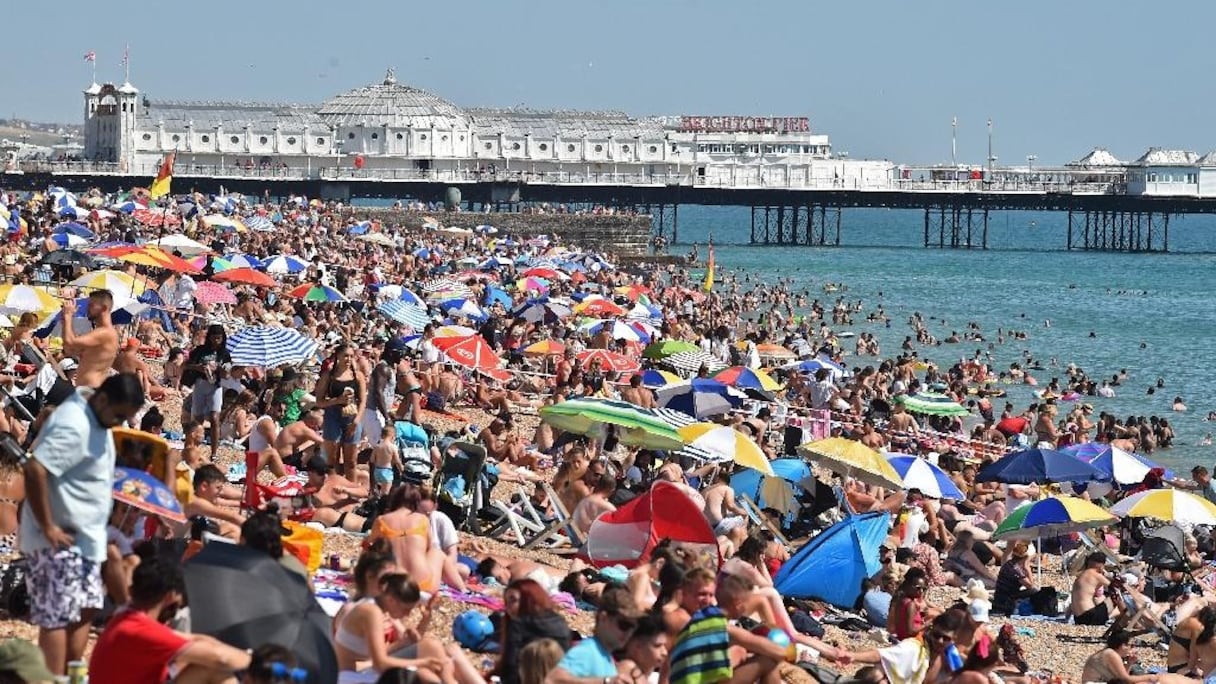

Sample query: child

[371,425,402,495]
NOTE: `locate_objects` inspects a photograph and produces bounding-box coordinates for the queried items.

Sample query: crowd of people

[0,184,1211,684]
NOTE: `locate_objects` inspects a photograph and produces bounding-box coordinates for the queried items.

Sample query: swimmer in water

[1202,433,1213,446]
[1173,397,1188,412]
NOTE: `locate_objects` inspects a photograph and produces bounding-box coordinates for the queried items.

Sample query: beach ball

[453,610,494,650]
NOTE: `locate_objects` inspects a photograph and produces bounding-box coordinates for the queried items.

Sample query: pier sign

[678,116,810,134]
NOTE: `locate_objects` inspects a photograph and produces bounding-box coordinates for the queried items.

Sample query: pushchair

[434,439,495,534]
[1104,524,1188,640]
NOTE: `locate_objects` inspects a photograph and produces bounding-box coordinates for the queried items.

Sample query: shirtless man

[858,419,887,449]
[61,289,119,388]
[435,364,463,404]
[480,418,537,468]
[182,464,246,540]
[297,454,373,532]
[619,375,655,408]
[703,471,747,537]
[112,338,168,400]
[571,473,617,537]
[1071,552,1118,626]
[272,409,325,467]
[887,399,920,450]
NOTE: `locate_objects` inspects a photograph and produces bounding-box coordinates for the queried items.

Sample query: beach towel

[878,637,929,684]
[669,606,732,684]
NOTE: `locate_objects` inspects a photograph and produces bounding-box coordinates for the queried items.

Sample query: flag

[83,51,96,63]
[149,152,175,200]
[701,241,715,293]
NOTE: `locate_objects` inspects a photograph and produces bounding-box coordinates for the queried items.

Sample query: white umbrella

[151,233,210,256]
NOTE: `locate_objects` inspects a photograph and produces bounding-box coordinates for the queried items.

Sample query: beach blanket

[878,637,929,684]
[669,606,732,684]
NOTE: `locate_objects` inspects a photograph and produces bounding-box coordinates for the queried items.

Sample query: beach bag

[282,520,324,575]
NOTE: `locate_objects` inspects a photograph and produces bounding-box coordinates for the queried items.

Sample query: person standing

[184,324,232,461]
[61,289,119,389]
[21,373,145,675]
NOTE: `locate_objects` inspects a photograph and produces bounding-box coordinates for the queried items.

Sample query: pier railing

[9,160,1124,196]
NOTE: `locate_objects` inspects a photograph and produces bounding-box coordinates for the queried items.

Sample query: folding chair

[1104,586,1170,641]
[738,494,790,547]
[483,492,553,546]
[522,482,586,551]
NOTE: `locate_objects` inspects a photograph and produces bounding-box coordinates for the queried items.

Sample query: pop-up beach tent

[586,480,720,568]
[774,511,889,608]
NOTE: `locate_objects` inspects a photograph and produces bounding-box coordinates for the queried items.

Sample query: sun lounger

[521,482,586,552]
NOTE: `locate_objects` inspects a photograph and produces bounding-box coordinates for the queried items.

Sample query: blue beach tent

[773,512,889,608]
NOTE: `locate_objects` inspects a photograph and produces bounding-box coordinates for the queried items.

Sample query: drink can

[67,660,87,684]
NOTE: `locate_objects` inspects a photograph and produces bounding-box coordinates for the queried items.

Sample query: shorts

[190,383,223,417]
[1074,601,1110,626]
[360,409,387,444]
[714,515,747,536]
[25,547,104,629]
[322,408,363,445]
[374,467,395,485]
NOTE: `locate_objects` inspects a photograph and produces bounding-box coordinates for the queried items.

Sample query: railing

[7,159,1128,196]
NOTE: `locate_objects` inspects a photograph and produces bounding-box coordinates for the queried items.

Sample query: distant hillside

[0,119,82,147]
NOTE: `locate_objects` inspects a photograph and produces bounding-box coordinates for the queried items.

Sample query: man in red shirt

[89,555,251,684]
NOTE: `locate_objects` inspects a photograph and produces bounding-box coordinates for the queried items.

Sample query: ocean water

[671,206,1216,471]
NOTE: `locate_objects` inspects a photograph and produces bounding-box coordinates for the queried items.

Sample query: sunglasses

[609,613,638,631]
[928,631,953,643]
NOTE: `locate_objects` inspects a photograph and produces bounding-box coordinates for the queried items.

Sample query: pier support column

[923,204,986,249]
[1072,210,1170,252]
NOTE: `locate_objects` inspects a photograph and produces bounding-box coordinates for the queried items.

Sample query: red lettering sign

[677,116,810,133]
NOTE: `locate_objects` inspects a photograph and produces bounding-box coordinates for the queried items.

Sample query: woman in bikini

[551,448,591,514]
[366,485,445,599]
[218,389,257,447]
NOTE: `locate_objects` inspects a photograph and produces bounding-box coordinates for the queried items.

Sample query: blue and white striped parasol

[243,215,275,232]
[223,254,264,270]
[885,454,967,500]
[261,254,309,274]
[225,327,318,368]
[377,300,432,330]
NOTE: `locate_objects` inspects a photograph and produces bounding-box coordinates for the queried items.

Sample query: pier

[9,161,1216,252]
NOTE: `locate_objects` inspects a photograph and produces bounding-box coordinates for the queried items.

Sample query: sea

[671,205,1216,472]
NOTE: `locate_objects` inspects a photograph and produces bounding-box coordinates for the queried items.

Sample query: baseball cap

[60,358,79,372]
[0,638,55,682]
[968,599,991,623]
[300,454,333,474]
[598,585,644,619]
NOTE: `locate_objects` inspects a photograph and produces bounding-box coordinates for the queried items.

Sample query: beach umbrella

[396,287,425,307]
[70,269,146,296]
[798,437,904,489]
[262,254,309,274]
[522,266,563,280]
[579,319,650,344]
[786,357,850,380]
[213,268,277,287]
[713,366,783,393]
[677,423,774,475]
[223,254,264,270]
[377,300,432,330]
[638,368,682,388]
[1060,443,1172,485]
[894,392,970,417]
[885,455,967,500]
[194,281,238,307]
[730,458,817,516]
[356,232,396,247]
[515,276,551,294]
[184,543,338,684]
[662,350,726,378]
[38,249,97,270]
[1110,489,1216,526]
[513,298,571,324]
[132,208,180,227]
[479,256,513,270]
[150,233,210,256]
[287,283,347,303]
[577,349,641,375]
[576,298,625,317]
[754,343,797,361]
[434,324,477,338]
[0,284,58,315]
[112,467,186,523]
[993,496,1117,541]
[975,448,1106,485]
[540,398,684,450]
[438,298,487,321]
[523,339,566,357]
[643,339,700,359]
[52,221,94,238]
[432,334,500,370]
[34,295,150,337]
[226,327,318,368]
[243,215,274,232]
[655,378,744,419]
[423,278,474,301]
[189,255,234,273]
[52,233,88,248]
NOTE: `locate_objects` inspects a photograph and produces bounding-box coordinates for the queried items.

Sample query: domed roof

[318,69,469,129]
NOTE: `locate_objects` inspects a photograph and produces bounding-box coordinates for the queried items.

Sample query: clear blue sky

[5,0,1212,165]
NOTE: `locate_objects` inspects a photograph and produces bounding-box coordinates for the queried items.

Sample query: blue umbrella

[377,300,432,330]
[976,447,1107,485]
[396,287,425,307]
[53,221,95,238]
[261,255,309,274]
[655,378,744,419]
[439,298,487,321]
[886,455,967,499]
[348,221,370,236]
[223,254,264,270]
[226,327,319,368]
[483,285,513,308]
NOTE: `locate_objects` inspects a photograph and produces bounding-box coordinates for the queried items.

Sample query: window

[512,142,521,150]
[396,133,403,140]
[594,144,603,152]
[538,143,548,151]
[484,142,492,150]
[371,132,378,140]
[348,132,355,139]
[420,134,427,140]
[1148,173,1157,182]
[648,145,657,153]
[259,136,268,144]
[141,133,152,141]
[622,145,630,152]
[317,137,325,145]
[567,144,576,152]
[231,136,240,144]
[286,137,296,145]
[441,135,448,141]
[171,134,180,142]
[201,134,210,143]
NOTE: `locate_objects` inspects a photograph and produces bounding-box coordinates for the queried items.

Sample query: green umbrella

[540,398,685,450]
[893,392,970,417]
[642,339,701,360]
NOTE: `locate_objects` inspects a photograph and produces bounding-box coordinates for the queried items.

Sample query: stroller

[434,438,495,534]
[1105,524,1190,640]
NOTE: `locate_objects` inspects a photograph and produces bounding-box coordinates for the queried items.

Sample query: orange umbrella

[432,335,500,370]
[213,268,277,287]
[577,349,640,374]
[523,339,566,357]
[577,298,626,317]
[139,246,202,274]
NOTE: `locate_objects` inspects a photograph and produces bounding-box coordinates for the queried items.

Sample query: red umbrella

[577,349,640,375]
[578,299,626,317]
[996,416,1029,438]
[194,281,237,306]
[522,267,563,280]
[213,268,277,287]
[432,335,500,370]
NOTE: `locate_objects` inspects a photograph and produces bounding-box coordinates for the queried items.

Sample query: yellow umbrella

[70,270,147,297]
[797,437,903,489]
[678,423,774,476]
[1111,489,1216,526]
[523,339,566,356]
[0,284,59,315]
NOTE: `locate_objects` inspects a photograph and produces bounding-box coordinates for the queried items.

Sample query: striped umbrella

[646,407,714,461]
[287,283,347,303]
[397,288,425,307]
[423,278,474,302]
[578,319,650,343]
[52,233,88,248]
[195,281,237,306]
[223,254,264,270]
[0,284,58,315]
[662,350,726,378]
[656,378,744,419]
[540,398,684,450]
[514,298,572,324]
[262,254,309,274]
[643,339,701,360]
[1110,489,1216,526]
[225,327,318,368]
[70,270,147,296]
[894,392,970,417]
[885,455,966,500]
[638,369,682,388]
[377,300,432,330]
[677,423,774,476]
[575,298,626,317]
[439,298,487,321]
[993,496,1117,540]
[713,366,783,392]
[243,215,275,232]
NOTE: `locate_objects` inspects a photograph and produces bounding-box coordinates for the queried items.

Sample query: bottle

[944,644,964,672]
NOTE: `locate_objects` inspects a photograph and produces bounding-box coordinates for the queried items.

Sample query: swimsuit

[1074,602,1110,626]
[374,467,394,485]
[371,516,438,592]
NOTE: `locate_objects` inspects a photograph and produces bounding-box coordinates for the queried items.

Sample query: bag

[425,391,446,413]
[799,663,842,684]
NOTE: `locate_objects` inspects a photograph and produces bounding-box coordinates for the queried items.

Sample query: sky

[6,0,1215,165]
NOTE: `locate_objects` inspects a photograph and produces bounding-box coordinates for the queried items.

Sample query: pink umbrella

[195,281,237,306]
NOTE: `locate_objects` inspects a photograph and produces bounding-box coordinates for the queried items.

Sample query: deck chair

[1104,585,1171,641]
[483,492,552,546]
[522,482,586,551]
[436,440,490,534]
[738,493,790,547]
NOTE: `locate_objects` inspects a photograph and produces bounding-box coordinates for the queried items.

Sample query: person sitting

[945,529,998,589]
[993,541,1056,616]
[88,555,252,684]
[616,613,669,684]
[296,455,372,532]
[1070,552,1117,626]
[1082,630,1190,684]
[182,464,247,540]
[367,484,445,598]
[494,578,572,684]
[570,472,617,538]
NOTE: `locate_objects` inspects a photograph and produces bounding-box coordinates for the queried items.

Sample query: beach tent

[773,511,889,608]
[585,481,719,569]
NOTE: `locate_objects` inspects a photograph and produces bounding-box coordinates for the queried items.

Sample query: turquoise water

[673,206,1216,471]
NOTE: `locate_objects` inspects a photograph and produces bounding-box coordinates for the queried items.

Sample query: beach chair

[1104,584,1171,641]
[521,482,586,551]
[738,493,791,547]
[483,491,555,546]
[435,440,490,534]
